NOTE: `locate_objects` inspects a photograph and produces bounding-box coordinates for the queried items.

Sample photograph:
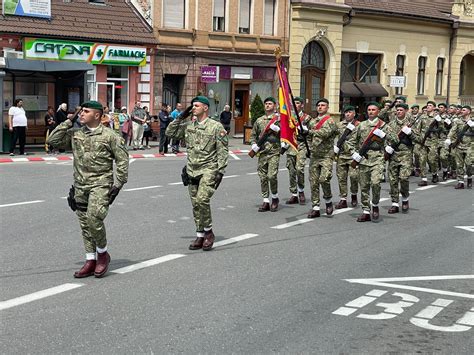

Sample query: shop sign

[24,38,147,66]
[3,0,51,19]
[201,66,219,83]
[390,75,405,88]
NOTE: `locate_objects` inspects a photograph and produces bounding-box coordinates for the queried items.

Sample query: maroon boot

[94,251,111,278]
[74,260,96,278]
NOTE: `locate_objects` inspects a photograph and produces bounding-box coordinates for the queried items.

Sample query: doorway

[163,74,184,108]
[232,81,250,135]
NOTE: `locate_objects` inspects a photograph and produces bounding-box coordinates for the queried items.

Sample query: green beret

[449,104,457,108]
[383,100,392,104]
[191,96,210,106]
[426,101,436,106]
[411,104,419,109]
[264,97,276,104]
[396,103,409,110]
[463,105,472,111]
[343,105,355,113]
[81,100,103,110]
[395,96,406,102]
[366,101,381,109]
[294,96,304,103]
[422,106,427,110]
[457,105,463,109]
[438,103,447,108]
[316,98,329,106]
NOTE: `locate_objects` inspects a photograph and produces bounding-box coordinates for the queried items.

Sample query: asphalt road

[0,155,473,354]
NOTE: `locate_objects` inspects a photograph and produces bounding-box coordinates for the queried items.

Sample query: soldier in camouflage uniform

[413,101,442,186]
[445,105,473,189]
[384,104,419,213]
[333,105,359,209]
[347,102,395,222]
[379,96,406,123]
[437,103,451,180]
[250,97,281,212]
[410,104,422,176]
[166,96,229,251]
[306,98,338,218]
[285,96,312,205]
[47,101,129,278]
[446,104,459,177]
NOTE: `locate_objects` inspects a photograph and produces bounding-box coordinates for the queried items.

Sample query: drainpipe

[447,21,459,105]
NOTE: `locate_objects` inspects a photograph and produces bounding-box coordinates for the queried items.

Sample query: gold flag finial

[274,47,282,59]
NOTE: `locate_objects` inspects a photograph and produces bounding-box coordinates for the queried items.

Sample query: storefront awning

[5,58,93,72]
[340,82,388,98]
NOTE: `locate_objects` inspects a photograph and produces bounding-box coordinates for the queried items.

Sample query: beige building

[289,0,474,117]
[135,0,290,135]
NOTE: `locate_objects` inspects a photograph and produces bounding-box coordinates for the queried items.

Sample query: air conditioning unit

[3,48,23,59]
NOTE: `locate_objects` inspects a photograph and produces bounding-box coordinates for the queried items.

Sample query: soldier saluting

[166,96,229,251]
[47,101,129,278]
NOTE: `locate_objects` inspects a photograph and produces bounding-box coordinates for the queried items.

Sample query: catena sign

[24,38,147,66]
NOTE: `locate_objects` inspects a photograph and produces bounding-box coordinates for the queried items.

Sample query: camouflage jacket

[385,116,420,159]
[166,116,229,177]
[250,114,281,156]
[346,116,396,167]
[47,120,129,188]
[447,116,474,151]
[307,114,338,159]
[335,119,360,160]
[413,113,446,147]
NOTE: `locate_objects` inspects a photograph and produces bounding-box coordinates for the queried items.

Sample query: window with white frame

[163,0,185,29]
[213,0,226,32]
[239,0,251,34]
[264,0,275,36]
[395,55,405,95]
[435,57,444,96]
[417,56,427,95]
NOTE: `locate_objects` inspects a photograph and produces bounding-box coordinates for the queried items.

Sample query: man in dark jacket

[159,103,170,154]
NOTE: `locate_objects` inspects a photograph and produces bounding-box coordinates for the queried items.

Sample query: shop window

[435,57,444,96]
[264,0,275,36]
[239,0,251,34]
[341,52,380,83]
[163,0,185,29]
[395,55,405,95]
[417,56,427,95]
[213,0,226,32]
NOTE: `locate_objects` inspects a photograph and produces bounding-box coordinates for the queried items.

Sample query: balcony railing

[459,95,474,106]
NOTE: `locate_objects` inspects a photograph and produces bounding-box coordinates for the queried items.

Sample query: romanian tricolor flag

[276,56,298,151]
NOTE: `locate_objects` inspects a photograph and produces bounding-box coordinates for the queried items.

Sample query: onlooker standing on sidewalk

[8,98,28,156]
[142,106,153,149]
[170,102,183,153]
[119,106,131,141]
[219,104,232,134]
[131,101,146,150]
[159,102,171,154]
[55,103,68,126]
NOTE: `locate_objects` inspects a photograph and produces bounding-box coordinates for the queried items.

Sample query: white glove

[385,145,394,155]
[281,142,289,149]
[435,115,442,122]
[401,126,412,135]
[346,123,355,131]
[333,145,340,154]
[373,128,386,139]
[251,143,260,153]
[270,123,280,132]
[352,152,362,162]
[468,120,474,128]
[444,118,451,126]
[301,124,309,132]
[444,139,451,149]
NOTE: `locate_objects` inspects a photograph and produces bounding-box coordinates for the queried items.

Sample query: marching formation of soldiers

[250,96,473,222]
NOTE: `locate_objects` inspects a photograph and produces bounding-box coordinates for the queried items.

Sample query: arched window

[300,41,326,113]
[301,41,325,69]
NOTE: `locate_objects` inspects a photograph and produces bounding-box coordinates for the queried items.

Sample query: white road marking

[346,275,474,299]
[278,168,288,171]
[123,185,162,192]
[129,159,136,164]
[455,226,474,233]
[213,233,259,248]
[439,179,456,185]
[272,208,354,229]
[142,154,156,158]
[223,175,239,179]
[0,283,84,311]
[229,152,241,160]
[218,207,227,210]
[246,172,258,175]
[416,185,437,191]
[60,196,67,199]
[179,216,191,220]
[167,220,177,223]
[168,182,183,186]
[226,205,235,208]
[11,158,29,162]
[111,254,186,274]
[379,198,390,202]
[323,207,354,216]
[0,200,45,208]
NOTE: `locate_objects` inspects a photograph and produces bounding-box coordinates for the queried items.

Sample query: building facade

[0,0,156,150]
[289,0,474,117]
[141,0,290,135]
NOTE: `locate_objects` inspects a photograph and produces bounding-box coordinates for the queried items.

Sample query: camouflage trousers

[454,148,473,178]
[413,144,422,170]
[439,146,450,171]
[336,157,359,199]
[286,148,307,194]
[419,144,439,177]
[309,157,333,208]
[388,152,412,203]
[75,185,110,254]
[358,160,384,212]
[188,173,216,232]
[258,152,280,198]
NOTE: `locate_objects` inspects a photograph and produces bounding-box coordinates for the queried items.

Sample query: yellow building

[289,0,474,117]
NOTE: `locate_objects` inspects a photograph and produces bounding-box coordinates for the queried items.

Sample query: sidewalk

[0,137,251,163]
